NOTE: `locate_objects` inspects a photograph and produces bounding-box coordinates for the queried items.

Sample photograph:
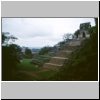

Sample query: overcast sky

[2,18,95,48]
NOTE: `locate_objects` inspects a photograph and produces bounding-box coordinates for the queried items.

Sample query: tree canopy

[24,48,33,58]
[2,32,22,81]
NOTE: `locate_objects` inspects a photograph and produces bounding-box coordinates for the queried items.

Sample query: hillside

[49,19,98,81]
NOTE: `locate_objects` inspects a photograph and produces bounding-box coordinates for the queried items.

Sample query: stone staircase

[42,39,83,71]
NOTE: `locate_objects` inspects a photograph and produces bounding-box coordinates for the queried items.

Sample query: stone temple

[73,22,91,40]
[79,22,91,38]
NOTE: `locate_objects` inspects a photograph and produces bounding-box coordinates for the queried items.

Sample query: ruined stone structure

[77,22,91,39]
[42,22,91,71]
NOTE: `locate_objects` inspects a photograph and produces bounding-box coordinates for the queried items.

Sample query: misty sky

[2,18,95,48]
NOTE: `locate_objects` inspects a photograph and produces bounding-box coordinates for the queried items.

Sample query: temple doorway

[83,32,86,38]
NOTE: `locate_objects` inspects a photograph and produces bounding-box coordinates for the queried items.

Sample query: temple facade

[73,22,91,39]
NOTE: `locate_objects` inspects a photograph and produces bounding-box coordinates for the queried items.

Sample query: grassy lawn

[17,59,39,71]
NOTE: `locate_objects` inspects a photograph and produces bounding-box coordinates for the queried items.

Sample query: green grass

[17,59,39,71]
[36,70,57,80]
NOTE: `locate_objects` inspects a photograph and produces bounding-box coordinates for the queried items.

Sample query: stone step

[43,63,62,70]
[44,63,63,66]
[68,40,81,46]
[52,57,68,59]
[62,46,78,50]
[56,50,72,57]
[49,57,68,65]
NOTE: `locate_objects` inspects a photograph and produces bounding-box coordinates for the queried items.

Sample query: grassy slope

[17,59,39,71]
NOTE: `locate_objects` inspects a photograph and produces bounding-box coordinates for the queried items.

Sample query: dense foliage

[39,46,52,55]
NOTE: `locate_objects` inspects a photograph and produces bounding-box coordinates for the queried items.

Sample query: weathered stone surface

[55,50,72,57]
[43,63,62,70]
[49,57,68,65]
